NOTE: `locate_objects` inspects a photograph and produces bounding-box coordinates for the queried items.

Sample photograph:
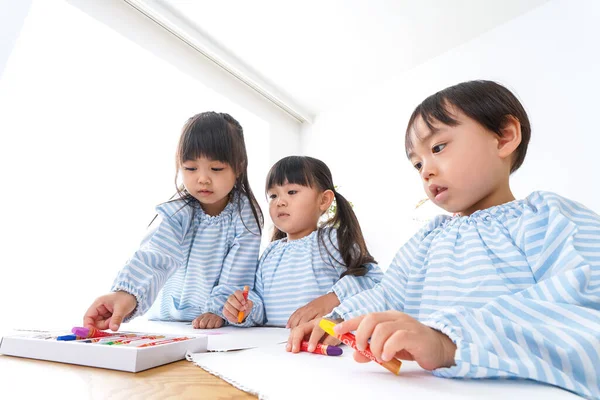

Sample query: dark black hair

[157,112,263,235]
[266,156,376,277]
[405,80,531,173]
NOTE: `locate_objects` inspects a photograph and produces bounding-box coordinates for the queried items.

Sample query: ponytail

[319,189,376,277]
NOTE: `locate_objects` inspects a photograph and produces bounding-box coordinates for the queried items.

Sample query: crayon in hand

[319,319,402,375]
[300,340,343,356]
[237,285,250,323]
[72,326,114,339]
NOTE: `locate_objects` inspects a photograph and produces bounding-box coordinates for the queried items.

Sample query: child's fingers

[109,303,128,331]
[214,316,224,328]
[224,300,241,315]
[334,315,365,335]
[352,314,382,352]
[233,290,247,304]
[297,311,319,327]
[205,315,218,329]
[286,309,301,329]
[196,314,209,329]
[286,321,313,353]
[91,318,111,331]
[223,304,239,323]
[306,324,326,352]
[289,310,318,329]
[322,335,341,346]
[207,314,224,329]
[227,294,244,310]
[368,321,401,361]
[353,350,372,364]
[381,330,416,362]
[83,300,104,328]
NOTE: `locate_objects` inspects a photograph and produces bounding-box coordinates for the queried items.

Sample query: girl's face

[267,182,329,241]
[407,108,512,216]
[181,157,237,216]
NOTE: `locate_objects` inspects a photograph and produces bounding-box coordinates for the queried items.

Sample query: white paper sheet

[189,344,580,400]
[121,319,289,351]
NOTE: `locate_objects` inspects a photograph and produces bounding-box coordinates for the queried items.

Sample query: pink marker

[71,326,114,339]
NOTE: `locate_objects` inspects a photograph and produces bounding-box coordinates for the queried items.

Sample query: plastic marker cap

[71,327,91,337]
[319,319,337,336]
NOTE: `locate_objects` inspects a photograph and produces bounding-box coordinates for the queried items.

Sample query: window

[0,0,278,331]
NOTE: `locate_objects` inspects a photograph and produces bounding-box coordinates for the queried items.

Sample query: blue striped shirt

[331,192,600,399]
[111,192,261,322]
[227,227,383,327]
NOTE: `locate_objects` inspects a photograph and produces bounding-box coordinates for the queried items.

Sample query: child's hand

[222,291,253,324]
[286,318,342,353]
[192,313,225,329]
[286,292,341,329]
[83,291,137,331]
[336,311,457,371]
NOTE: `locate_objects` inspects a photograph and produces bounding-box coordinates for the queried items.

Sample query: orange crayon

[237,285,250,323]
[319,319,402,375]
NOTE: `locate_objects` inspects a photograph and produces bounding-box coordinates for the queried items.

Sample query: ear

[319,190,335,213]
[497,115,522,160]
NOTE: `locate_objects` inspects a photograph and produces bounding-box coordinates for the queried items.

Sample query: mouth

[429,184,448,199]
[277,213,290,218]
[197,190,213,196]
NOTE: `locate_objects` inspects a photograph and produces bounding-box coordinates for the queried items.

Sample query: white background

[1,0,599,331]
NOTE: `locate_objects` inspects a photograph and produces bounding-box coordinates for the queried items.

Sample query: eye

[183,167,196,171]
[432,143,446,154]
[211,167,224,172]
[268,193,277,200]
[288,190,297,195]
[413,162,422,171]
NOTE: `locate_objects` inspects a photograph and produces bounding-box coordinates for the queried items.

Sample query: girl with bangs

[84,112,263,330]
[222,156,382,328]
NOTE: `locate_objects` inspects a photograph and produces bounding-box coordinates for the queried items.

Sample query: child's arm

[109,203,188,322]
[287,218,445,353]
[285,292,341,329]
[330,261,383,304]
[320,195,600,400]
[222,268,266,327]
[203,200,261,317]
[419,194,599,399]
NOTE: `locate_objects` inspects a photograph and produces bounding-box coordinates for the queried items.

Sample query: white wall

[0,0,301,330]
[302,0,600,268]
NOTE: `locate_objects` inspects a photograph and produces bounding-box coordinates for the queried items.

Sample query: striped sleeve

[422,193,600,400]
[226,243,271,328]
[204,197,261,316]
[111,202,189,320]
[331,262,383,303]
[329,217,446,320]
[323,228,384,302]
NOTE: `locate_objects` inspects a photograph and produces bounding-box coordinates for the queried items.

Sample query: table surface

[0,354,256,399]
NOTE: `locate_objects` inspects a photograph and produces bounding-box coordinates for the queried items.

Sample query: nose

[276,196,287,207]
[197,173,210,185]
[420,161,436,181]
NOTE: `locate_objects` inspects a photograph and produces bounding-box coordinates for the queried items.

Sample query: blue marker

[57,334,81,341]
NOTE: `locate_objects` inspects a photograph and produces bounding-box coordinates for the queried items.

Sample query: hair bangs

[265,156,316,193]
[405,94,460,158]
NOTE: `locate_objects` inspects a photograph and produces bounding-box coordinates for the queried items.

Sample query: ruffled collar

[277,229,319,248]
[192,191,239,224]
[441,194,536,228]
